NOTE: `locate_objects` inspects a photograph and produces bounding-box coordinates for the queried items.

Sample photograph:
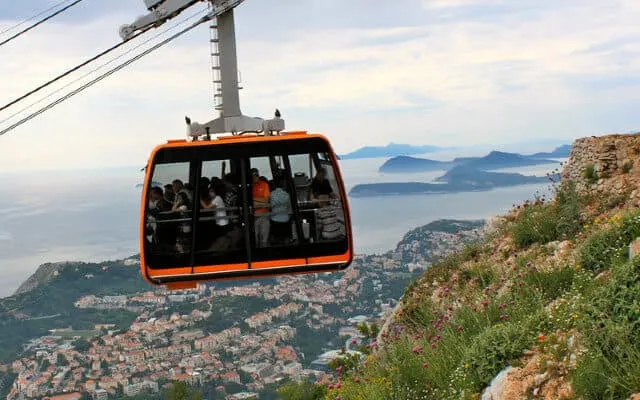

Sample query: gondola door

[191,156,252,275]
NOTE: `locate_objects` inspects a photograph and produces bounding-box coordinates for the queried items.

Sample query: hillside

[350,166,551,197]
[1,219,486,399]
[462,150,557,170]
[378,155,450,173]
[280,132,640,399]
[529,144,572,158]
[434,165,546,186]
[379,149,563,173]
[339,143,445,160]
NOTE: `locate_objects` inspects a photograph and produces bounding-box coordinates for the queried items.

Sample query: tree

[56,353,69,367]
[74,338,91,352]
[165,381,203,400]
[100,359,111,375]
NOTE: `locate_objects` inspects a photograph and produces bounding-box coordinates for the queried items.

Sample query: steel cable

[0,8,209,127]
[0,13,213,137]
[0,0,86,48]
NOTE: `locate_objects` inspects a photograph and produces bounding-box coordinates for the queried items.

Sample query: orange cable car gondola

[133,1,353,289]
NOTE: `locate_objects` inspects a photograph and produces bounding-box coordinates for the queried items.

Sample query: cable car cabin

[140,132,353,289]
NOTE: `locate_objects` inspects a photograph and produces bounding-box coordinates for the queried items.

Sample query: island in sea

[378,148,569,173]
[339,143,449,160]
[349,165,559,197]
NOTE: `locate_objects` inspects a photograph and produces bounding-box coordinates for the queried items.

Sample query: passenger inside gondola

[145,148,348,263]
[310,167,336,207]
[269,176,293,246]
[172,191,190,212]
[251,168,271,248]
[149,186,170,212]
[163,184,176,204]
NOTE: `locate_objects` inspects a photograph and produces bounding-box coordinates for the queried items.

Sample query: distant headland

[379,147,570,173]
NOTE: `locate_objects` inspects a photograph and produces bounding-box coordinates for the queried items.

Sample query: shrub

[579,229,625,272]
[579,210,640,272]
[277,381,328,400]
[463,322,534,389]
[460,242,485,262]
[511,181,582,248]
[523,267,575,301]
[622,160,633,173]
[573,258,640,398]
[583,164,598,184]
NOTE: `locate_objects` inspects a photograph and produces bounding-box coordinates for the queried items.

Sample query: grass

[510,181,582,249]
[279,179,640,400]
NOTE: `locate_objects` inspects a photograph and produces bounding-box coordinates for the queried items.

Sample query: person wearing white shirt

[270,177,292,245]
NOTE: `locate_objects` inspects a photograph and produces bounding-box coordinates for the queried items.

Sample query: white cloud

[1,1,640,171]
[421,0,505,9]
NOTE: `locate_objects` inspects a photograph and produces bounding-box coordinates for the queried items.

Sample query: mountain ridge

[350,165,554,197]
[379,147,566,174]
[339,143,449,160]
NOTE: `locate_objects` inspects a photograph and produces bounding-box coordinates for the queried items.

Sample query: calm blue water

[0,154,564,297]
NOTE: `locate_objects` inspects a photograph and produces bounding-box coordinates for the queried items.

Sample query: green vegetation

[0,372,17,400]
[280,180,640,399]
[278,381,328,400]
[583,164,598,184]
[0,260,149,362]
[510,180,582,249]
[165,381,203,400]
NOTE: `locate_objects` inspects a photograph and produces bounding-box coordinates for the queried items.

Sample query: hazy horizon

[0,148,562,298]
[0,138,574,174]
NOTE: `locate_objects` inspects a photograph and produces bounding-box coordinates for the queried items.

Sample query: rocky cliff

[13,262,72,296]
[562,132,640,200]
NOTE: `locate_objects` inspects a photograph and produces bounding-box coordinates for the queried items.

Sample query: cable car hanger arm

[121,0,285,139]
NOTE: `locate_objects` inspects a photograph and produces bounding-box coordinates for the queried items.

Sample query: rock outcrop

[561,132,640,201]
[13,262,72,296]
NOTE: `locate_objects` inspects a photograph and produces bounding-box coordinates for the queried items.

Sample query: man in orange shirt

[251,168,271,247]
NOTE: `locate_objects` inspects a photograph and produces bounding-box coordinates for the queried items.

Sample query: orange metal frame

[139,131,353,289]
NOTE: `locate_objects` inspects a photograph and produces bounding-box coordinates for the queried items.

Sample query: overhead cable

[0,12,214,137]
[0,10,150,114]
[0,0,73,36]
[0,0,86,48]
[0,8,209,127]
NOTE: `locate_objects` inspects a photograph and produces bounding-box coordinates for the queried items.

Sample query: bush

[573,258,640,398]
[579,210,640,272]
[523,267,575,301]
[277,381,328,400]
[583,164,598,184]
[511,181,582,248]
[579,229,624,272]
[463,322,534,389]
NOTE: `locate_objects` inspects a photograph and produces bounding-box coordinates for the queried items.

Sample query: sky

[0,0,639,171]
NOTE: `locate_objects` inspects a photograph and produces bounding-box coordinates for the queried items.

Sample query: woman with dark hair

[202,181,229,228]
[171,191,192,253]
[172,191,191,212]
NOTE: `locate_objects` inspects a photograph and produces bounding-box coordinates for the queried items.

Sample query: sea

[0,151,566,298]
